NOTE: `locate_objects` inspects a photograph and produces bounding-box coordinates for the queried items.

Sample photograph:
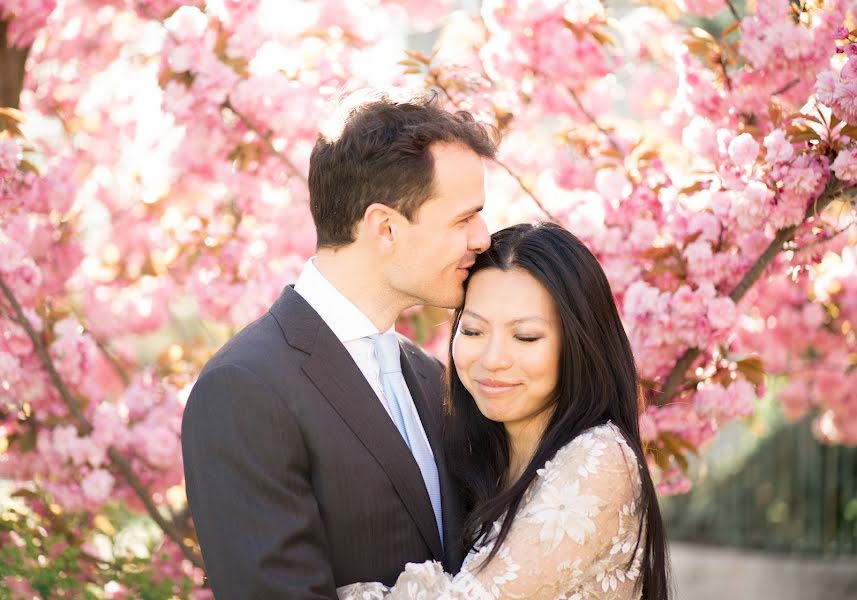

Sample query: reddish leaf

[790,130,821,143]
[720,20,741,39]
[839,124,857,138]
[736,356,766,386]
[661,431,699,456]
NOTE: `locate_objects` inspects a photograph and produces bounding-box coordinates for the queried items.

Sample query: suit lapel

[271,287,443,560]
[400,345,464,571]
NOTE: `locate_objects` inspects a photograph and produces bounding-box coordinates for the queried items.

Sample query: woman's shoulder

[538,422,640,486]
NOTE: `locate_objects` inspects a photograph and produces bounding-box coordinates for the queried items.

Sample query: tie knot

[371,333,401,374]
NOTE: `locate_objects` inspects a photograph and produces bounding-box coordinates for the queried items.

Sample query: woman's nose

[479,335,513,371]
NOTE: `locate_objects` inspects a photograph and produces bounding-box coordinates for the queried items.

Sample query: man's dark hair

[308,90,498,247]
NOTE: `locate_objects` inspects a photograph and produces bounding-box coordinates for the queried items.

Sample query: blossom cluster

[1,0,856,594]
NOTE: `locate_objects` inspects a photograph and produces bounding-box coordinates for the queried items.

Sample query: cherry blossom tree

[1,0,855,595]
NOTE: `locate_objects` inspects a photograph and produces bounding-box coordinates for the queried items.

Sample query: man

[181,90,497,599]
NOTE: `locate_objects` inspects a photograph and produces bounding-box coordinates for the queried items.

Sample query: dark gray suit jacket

[181,286,464,599]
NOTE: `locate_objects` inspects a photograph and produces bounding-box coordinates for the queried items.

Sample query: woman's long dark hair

[445,222,670,599]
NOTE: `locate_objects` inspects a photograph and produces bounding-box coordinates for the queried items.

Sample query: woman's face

[452,267,561,439]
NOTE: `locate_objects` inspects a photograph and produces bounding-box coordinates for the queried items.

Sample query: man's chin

[419,286,464,310]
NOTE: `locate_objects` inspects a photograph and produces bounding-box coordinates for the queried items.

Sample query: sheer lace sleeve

[337,423,644,600]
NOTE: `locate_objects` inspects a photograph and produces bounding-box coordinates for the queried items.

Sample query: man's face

[389,142,490,309]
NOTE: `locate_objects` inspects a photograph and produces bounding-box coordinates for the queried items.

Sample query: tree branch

[0,275,203,568]
[222,99,307,184]
[790,219,855,252]
[1,20,30,109]
[566,86,624,158]
[725,0,741,22]
[772,78,801,97]
[70,306,132,386]
[656,177,855,405]
[493,158,561,223]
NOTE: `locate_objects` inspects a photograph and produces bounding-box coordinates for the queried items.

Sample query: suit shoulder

[186,323,296,426]
[199,312,302,380]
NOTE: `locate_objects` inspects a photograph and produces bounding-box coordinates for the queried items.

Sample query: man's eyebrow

[453,204,484,220]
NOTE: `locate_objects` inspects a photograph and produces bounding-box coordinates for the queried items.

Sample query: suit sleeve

[181,363,336,600]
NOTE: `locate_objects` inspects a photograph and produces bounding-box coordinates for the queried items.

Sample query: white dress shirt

[294,259,435,458]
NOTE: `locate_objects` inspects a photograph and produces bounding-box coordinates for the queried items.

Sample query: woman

[339,223,670,599]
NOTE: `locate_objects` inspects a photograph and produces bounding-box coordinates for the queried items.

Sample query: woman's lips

[475,378,520,397]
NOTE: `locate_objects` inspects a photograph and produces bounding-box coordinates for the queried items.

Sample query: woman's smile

[474,378,521,397]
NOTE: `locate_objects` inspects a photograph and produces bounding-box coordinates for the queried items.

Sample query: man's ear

[361,202,403,254]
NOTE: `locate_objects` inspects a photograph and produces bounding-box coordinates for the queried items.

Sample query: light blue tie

[371,333,443,546]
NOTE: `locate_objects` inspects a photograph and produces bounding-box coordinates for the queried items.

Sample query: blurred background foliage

[662,383,857,556]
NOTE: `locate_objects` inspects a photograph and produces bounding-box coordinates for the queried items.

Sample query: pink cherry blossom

[163,5,209,42]
[3,0,857,593]
[816,57,857,123]
[682,117,720,163]
[727,133,760,166]
[0,137,23,172]
[81,468,115,504]
[707,296,737,330]
[639,410,658,443]
[678,0,723,18]
[763,129,794,164]
[655,465,692,495]
[831,148,857,182]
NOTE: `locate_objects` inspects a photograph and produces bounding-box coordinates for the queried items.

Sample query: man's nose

[469,214,491,254]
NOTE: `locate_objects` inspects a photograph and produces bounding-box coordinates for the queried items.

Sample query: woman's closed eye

[459,327,543,343]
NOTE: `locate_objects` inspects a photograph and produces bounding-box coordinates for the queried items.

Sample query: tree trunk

[1,20,30,109]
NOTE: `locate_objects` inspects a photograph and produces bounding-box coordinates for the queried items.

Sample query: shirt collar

[294,258,393,343]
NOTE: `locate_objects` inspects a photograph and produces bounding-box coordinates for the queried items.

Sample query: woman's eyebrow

[461,310,549,325]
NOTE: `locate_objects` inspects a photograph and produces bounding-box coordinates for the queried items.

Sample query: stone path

[670,542,857,600]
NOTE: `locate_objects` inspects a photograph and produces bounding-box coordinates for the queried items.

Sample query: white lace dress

[337,423,645,600]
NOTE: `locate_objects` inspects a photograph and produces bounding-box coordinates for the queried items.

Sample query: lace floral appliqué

[338,423,645,600]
